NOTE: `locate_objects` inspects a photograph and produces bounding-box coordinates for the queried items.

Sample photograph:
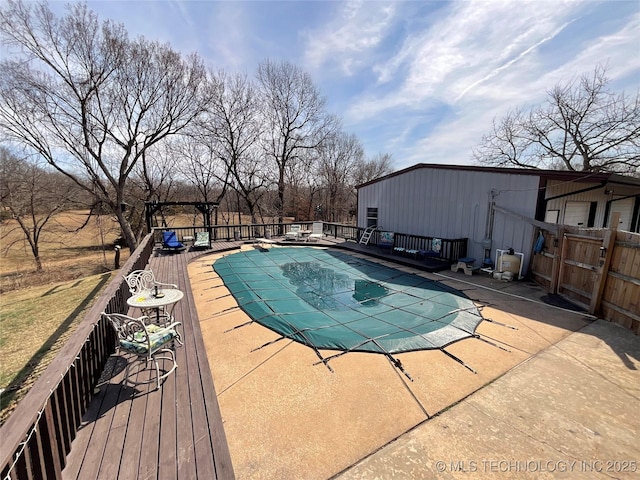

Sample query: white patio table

[127,288,184,325]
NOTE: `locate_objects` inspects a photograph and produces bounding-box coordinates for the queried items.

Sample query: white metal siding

[545,181,605,227]
[358,167,540,273]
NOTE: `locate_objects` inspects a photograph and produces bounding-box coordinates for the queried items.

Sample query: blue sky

[54,0,639,170]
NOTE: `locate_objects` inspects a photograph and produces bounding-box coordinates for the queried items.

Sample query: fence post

[589,212,620,315]
[550,226,565,294]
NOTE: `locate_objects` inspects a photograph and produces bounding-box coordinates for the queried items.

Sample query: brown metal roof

[356,163,640,189]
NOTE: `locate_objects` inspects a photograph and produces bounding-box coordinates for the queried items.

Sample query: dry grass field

[0,210,129,423]
[1,210,128,292]
[0,272,116,423]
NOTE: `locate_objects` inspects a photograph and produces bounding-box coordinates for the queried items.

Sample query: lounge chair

[307,222,324,242]
[284,224,302,241]
[192,231,210,249]
[162,231,185,252]
[102,312,181,390]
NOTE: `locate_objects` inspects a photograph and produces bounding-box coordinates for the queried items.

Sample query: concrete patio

[187,245,640,479]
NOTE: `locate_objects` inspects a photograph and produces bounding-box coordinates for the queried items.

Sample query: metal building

[356,164,640,275]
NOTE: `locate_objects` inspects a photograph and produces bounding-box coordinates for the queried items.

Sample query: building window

[544,209,559,223]
[366,208,378,228]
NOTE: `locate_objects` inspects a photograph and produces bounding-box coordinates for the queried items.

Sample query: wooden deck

[59,237,452,480]
[62,242,242,480]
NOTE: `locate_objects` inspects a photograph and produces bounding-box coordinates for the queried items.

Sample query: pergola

[144,200,219,233]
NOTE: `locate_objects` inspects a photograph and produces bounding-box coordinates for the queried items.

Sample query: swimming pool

[213,247,484,371]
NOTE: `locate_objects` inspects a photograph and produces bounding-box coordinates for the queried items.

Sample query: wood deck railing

[150,221,360,244]
[0,234,156,480]
[357,229,468,265]
[150,222,467,264]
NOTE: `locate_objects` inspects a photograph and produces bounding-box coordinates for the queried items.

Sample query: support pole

[589,212,619,315]
[550,226,565,294]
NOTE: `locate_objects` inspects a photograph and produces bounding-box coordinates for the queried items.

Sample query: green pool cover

[213,247,484,374]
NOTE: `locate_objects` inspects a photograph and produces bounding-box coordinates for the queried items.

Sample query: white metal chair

[102,312,181,390]
[124,270,177,295]
[284,224,302,241]
[124,270,178,323]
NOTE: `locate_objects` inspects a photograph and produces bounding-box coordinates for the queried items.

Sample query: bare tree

[0,1,209,250]
[200,70,267,224]
[474,66,640,174]
[256,59,337,225]
[472,109,535,169]
[169,133,234,229]
[352,153,395,185]
[227,148,272,225]
[126,142,184,237]
[0,148,80,270]
[283,146,318,221]
[174,135,225,205]
[317,132,364,222]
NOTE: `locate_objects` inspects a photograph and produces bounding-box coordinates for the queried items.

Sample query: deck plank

[78,383,120,478]
[95,379,135,480]
[116,383,147,479]
[138,379,161,480]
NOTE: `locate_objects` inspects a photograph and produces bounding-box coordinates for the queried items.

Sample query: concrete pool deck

[188,246,640,479]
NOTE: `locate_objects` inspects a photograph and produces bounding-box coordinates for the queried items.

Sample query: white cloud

[401,104,507,168]
[394,10,640,170]
[201,2,254,71]
[452,20,574,102]
[303,0,397,75]
[545,11,640,84]
[349,1,590,119]
[339,0,639,168]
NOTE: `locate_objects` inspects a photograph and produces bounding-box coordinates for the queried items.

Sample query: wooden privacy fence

[530,213,639,335]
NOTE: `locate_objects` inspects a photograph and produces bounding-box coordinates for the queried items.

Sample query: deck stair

[359,226,377,245]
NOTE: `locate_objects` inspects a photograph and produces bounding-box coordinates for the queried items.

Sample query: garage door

[564,201,590,226]
[608,198,633,231]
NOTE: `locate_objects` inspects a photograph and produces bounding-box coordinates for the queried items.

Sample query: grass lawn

[0,272,116,424]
